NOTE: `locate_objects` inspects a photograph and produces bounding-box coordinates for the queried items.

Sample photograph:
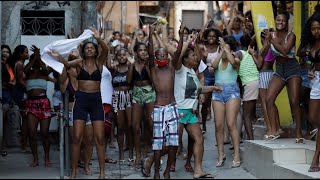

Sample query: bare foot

[163,169,170,179]
[141,157,152,177]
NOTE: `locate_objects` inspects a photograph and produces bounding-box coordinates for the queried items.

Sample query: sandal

[170,163,176,172]
[216,155,226,167]
[308,166,320,172]
[105,158,117,164]
[119,159,126,164]
[84,167,91,175]
[295,138,305,144]
[128,158,135,166]
[231,161,241,168]
[268,134,280,141]
[307,129,318,140]
[29,161,39,167]
[184,163,194,172]
[45,160,51,167]
[1,150,7,157]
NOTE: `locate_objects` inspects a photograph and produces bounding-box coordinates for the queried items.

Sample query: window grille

[21,10,65,35]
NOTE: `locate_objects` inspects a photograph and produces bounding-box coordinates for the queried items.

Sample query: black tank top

[132,66,150,81]
[77,60,101,81]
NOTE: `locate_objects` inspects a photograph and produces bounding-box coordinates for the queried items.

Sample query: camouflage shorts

[132,85,156,105]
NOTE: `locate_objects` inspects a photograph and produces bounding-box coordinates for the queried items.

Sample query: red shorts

[24,95,52,120]
[103,104,114,137]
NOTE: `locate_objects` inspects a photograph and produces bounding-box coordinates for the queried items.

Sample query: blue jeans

[301,69,311,89]
[212,83,241,104]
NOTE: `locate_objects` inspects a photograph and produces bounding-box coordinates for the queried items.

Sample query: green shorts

[132,85,156,105]
[178,109,198,124]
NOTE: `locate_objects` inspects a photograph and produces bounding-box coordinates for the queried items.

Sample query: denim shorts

[275,58,301,82]
[203,68,215,86]
[301,69,311,89]
[212,83,241,104]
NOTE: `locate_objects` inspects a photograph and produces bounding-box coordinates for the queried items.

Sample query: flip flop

[1,150,7,157]
[194,173,214,179]
[140,159,150,177]
[295,138,305,144]
[84,167,91,175]
[105,158,117,164]
[308,166,320,172]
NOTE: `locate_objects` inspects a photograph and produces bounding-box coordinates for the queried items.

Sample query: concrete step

[274,163,320,179]
[241,139,319,179]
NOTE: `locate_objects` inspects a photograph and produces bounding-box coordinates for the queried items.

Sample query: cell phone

[269,28,274,32]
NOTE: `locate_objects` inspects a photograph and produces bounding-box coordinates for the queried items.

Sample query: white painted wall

[174,1,209,39]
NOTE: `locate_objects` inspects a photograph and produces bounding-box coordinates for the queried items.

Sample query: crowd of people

[2,1,320,178]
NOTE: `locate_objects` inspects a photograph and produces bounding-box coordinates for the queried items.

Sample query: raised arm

[211,47,224,69]
[91,28,109,66]
[173,23,185,70]
[249,45,263,70]
[148,25,156,69]
[161,23,177,58]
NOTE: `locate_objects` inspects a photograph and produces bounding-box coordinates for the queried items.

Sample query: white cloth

[41,29,94,74]
[100,65,113,104]
[174,64,202,109]
[198,60,207,73]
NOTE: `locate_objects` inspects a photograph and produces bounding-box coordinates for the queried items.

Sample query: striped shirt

[238,50,259,86]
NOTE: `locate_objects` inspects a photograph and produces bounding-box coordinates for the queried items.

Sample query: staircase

[241,139,320,179]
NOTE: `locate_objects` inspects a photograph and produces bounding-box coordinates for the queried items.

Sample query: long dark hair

[300,4,320,49]
[10,45,27,69]
[1,45,13,68]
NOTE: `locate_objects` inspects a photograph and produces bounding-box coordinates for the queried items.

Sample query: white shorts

[243,80,259,101]
[310,71,320,99]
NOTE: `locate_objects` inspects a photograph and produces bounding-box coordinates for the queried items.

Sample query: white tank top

[206,46,220,65]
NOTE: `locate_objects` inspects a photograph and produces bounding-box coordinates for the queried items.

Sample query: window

[182,10,204,30]
[21,10,65,35]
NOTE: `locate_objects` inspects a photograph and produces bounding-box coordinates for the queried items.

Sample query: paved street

[0,119,256,179]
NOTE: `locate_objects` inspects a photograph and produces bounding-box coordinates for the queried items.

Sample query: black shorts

[275,58,301,82]
[73,91,104,122]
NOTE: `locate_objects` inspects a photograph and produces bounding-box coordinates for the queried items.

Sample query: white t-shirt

[100,65,113,104]
[174,64,202,109]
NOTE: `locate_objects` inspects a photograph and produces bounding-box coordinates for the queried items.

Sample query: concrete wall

[174,1,209,39]
[1,1,81,49]
[102,1,139,35]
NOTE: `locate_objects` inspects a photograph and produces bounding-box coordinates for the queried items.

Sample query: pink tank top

[264,49,275,62]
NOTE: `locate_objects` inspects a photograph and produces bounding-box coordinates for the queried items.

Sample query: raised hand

[179,20,186,36]
[248,45,255,56]
[218,37,226,48]
[49,50,60,57]
[90,27,100,39]
[30,45,40,55]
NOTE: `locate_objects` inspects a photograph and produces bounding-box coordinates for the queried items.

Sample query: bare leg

[39,118,51,167]
[132,103,143,167]
[27,113,39,167]
[225,99,241,163]
[212,101,226,162]
[116,110,126,161]
[287,77,303,139]
[259,89,271,135]
[83,124,93,173]
[242,100,256,140]
[266,76,286,135]
[71,120,85,178]
[92,121,106,178]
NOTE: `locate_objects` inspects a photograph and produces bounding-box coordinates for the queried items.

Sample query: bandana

[155,59,170,67]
